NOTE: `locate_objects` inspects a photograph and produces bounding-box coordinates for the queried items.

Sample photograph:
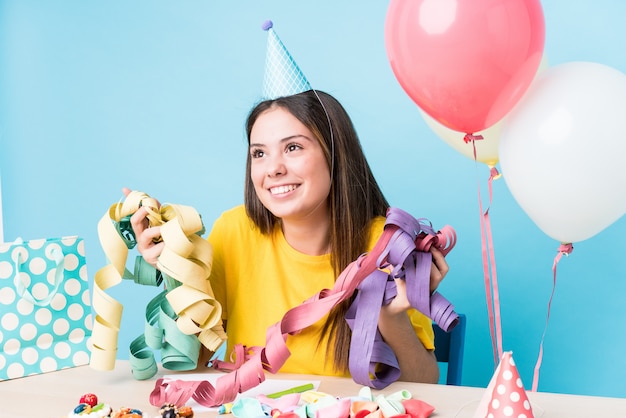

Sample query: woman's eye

[286,143,302,153]
[251,149,264,158]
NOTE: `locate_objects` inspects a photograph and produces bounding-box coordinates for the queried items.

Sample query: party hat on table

[474,351,534,418]
[261,19,312,99]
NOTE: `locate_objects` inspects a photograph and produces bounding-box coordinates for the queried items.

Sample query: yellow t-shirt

[208,205,434,376]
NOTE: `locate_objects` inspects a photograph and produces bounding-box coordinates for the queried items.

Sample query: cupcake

[68,394,112,417]
[67,402,113,417]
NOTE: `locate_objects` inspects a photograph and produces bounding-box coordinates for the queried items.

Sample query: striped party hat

[261,19,311,99]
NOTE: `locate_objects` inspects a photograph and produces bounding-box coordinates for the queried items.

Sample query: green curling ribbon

[162,271,181,292]
[129,334,159,380]
[129,291,166,380]
[90,190,226,376]
[144,291,166,351]
[128,289,200,379]
[115,215,137,249]
[376,394,405,417]
[123,256,164,287]
[159,296,200,371]
[231,398,265,418]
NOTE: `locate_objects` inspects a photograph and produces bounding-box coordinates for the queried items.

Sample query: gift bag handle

[12,239,65,307]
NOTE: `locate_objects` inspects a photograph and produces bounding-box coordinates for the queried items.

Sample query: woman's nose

[267,157,286,177]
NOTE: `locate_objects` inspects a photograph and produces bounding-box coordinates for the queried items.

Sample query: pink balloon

[385,0,545,134]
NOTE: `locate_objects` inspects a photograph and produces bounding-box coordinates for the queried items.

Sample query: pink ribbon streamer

[464,132,503,368]
[531,243,573,392]
[476,164,504,368]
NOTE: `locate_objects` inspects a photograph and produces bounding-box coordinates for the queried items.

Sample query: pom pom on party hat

[474,351,534,418]
[261,19,312,99]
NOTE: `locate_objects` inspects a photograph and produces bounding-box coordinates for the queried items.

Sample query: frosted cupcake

[68,402,113,417]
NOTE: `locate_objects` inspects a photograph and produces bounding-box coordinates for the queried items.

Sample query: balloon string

[531,243,573,392]
[465,133,485,161]
[475,158,503,369]
[485,168,503,360]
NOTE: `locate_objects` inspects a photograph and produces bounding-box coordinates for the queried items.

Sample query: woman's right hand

[123,187,164,267]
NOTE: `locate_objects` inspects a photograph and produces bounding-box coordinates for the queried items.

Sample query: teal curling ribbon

[114,214,162,287]
[129,289,201,380]
[91,190,226,377]
[115,215,137,249]
[122,256,164,286]
[115,219,202,379]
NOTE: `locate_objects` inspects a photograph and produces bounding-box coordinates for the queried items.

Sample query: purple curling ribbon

[346,270,400,389]
[347,207,459,388]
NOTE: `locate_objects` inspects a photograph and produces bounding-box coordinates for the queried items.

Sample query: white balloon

[499,61,626,243]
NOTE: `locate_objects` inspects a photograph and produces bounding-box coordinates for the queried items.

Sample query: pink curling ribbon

[150,208,458,408]
[475,165,503,368]
[232,388,435,418]
[463,133,485,163]
[256,393,301,412]
[531,242,574,392]
[462,132,503,368]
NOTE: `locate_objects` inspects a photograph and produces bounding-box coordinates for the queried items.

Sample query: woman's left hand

[384,247,449,315]
[429,247,448,293]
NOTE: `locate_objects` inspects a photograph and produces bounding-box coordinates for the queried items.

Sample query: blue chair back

[433,313,466,385]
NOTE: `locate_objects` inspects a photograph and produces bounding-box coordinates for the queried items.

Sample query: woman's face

[249,106,331,224]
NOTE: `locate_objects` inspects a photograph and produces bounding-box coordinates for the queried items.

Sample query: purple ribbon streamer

[347,207,459,388]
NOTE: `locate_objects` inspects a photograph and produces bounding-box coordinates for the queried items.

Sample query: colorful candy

[112,407,143,417]
[68,398,112,417]
[68,393,194,417]
[159,403,194,417]
[79,394,99,408]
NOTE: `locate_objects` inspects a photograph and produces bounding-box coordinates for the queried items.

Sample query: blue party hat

[262,20,311,99]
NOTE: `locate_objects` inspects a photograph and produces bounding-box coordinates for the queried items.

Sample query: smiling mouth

[269,184,298,195]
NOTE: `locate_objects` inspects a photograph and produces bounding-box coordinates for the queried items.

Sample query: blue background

[2,1,625,398]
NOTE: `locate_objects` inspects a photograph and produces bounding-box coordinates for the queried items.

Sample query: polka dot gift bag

[0,236,92,380]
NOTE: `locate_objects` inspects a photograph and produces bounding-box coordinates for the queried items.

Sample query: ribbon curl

[89,191,226,377]
[346,208,458,388]
[225,387,434,418]
[149,207,458,408]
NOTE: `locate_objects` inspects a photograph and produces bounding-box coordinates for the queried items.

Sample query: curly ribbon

[531,242,574,392]
[463,131,505,368]
[149,207,458,408]
[346,208,458,388]
[474,164,504,369]
[89,191,226,377]
[463,133,485,163]
[225,388,434,418]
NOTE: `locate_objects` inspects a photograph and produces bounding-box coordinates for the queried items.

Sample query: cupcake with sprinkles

[67,393,112,417]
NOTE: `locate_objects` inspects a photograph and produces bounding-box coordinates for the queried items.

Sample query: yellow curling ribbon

[89,191,226,378]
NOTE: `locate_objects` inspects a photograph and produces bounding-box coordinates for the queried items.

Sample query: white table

[2,360,626,417]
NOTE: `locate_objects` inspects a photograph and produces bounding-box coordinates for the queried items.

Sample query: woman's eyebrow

[249,134,312,148]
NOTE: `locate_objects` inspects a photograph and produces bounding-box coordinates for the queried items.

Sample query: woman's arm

[378,301,440,383]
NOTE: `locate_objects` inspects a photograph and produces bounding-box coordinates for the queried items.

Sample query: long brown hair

[244,90,389,372]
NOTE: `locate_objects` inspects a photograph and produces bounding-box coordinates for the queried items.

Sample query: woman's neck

[281,215,331,256]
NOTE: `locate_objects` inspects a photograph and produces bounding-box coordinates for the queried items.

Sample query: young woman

[128,90,448,383]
